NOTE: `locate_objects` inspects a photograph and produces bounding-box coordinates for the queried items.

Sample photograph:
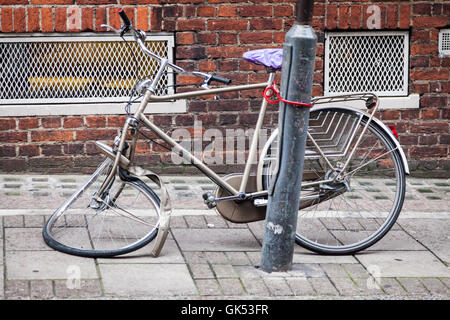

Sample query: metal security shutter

[0,33,174,105]
[324,31,409,97]
[439,29,450,57]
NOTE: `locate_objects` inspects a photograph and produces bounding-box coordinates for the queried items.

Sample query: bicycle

[43,9,409,258]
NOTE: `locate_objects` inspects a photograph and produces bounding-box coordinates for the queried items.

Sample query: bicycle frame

[95,29,392,204]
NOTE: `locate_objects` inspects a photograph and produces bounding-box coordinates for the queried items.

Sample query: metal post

[260,0,317,272]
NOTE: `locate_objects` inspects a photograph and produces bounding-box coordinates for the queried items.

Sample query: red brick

[55,7,67,32]
[28,7,40,32]
[41,118,61,128]
[0,159,26,172]
[136,7,149,30]
[19,145,39,157]
[239,5,272,17]
[399,4,411,29]
[198,6,216,17]
[1,8,13,33]
[85,116,106,128]
[18,118,39,130]
[0,146,16,157]
[410,146,447,158]
[411,69,449,81]
[81,7,94,31]
[413,16,449,28]
[31,130,74,142]
[0,132,27,143]
[30,0,73,3]
[94,7,107,31]
[0,118,16,131]
[13,8,26,32]
[76,129,116,141]
[41,7,54,32]
[410,122,448,134]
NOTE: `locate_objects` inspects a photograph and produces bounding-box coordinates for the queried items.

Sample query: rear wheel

[43,159,161,258]
[261,108,406,255]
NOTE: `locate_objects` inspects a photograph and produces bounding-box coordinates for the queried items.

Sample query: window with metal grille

[324,31,409,97]
[439,29,450,57]
[0,33,174,105]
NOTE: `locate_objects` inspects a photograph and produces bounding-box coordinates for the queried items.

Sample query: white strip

[0,209,448,219]
[0,209,216,217]
[0,100,187,116]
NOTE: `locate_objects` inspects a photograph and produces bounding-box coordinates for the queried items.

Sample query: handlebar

[105,9,232,88]
[118,9,131,29]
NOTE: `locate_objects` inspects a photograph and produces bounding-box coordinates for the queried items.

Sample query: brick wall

[0,0,449,177]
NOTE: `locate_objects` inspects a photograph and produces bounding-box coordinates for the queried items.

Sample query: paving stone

[183,251,209,264]
[184,215,207,228]
[97,239,184,264]
[352,277,384,295]
[364,230,425,251]
[308,278,339,296]
[420,278,450,296]
[331,277,365,296]
[226,221,248,229]
[169,216,188,228]
[234,266,268,279]
[378,278,408,296]
[195,279,222,296]
[4,215,24,228]
[204,215,229,228]
[246,251,262,266]
[292,251,358,264]
[320,264,349,278]
[189,264,214,279]
[263,277,293,296]
[204,252,230,264]
[24,215,45,228]
[219,278,245,296]
[286,277,316,296]
[5,228,49,251]
[54,279,103,298]
[398,219,450,263]
[247,221,265,241]
[342,264,371,278]
[241,277,270,296]
[440,278,450,289]
[288,264,326,278]
[6,251,98,280]
[212,264,238,278]
[30,280,53,299]
[5,280,29,299]
[0,269,3,298]
[225,252,252,266]
[172,228,260,252]
[356,251,450,277]
[397,278,430,295]
[100,264,197,297]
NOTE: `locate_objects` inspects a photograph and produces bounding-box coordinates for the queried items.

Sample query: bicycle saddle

[243,48,283,70]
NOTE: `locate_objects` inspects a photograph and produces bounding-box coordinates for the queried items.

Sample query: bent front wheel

[43,159,161,258]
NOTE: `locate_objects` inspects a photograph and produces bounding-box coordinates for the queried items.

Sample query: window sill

[0,100,187,117]
[320,94,420,110]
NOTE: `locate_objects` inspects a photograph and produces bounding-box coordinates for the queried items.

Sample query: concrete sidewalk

[0,174,449,300]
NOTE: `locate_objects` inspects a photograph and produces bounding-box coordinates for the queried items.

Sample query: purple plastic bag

[242,48,283,69]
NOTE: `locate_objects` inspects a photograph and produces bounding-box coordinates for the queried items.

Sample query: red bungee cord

[263,81,313,108]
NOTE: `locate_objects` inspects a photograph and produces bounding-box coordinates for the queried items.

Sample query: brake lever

[101,24,121,33]
[101,24,129,37]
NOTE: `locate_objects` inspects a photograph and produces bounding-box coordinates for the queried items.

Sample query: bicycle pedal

[202,192,217,209]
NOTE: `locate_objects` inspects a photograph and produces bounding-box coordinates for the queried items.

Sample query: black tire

[43,159,161,258]
[261,108,406,255]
